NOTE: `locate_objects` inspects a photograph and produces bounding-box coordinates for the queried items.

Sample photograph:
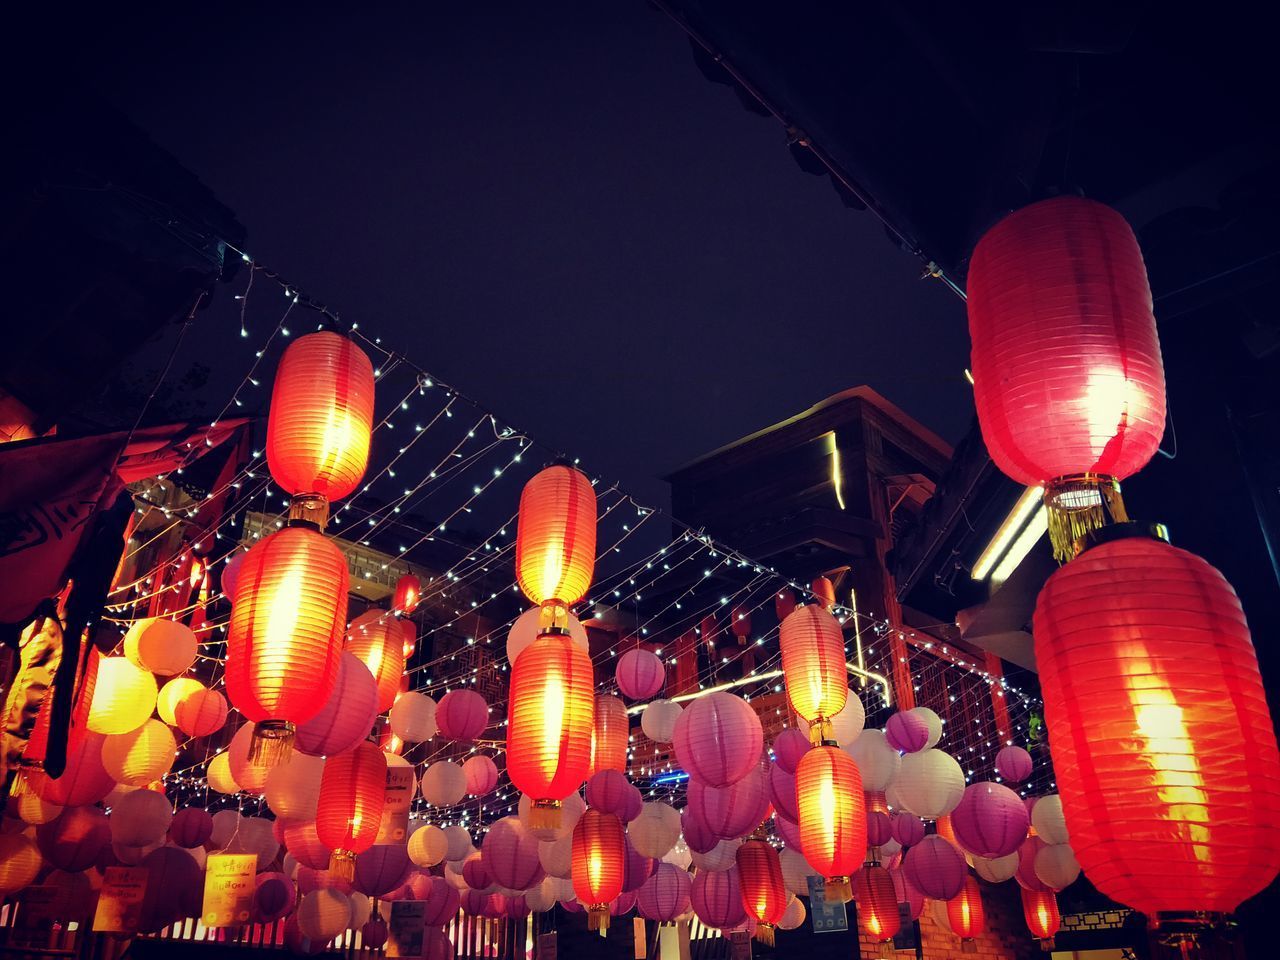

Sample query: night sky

[73,3,969,507]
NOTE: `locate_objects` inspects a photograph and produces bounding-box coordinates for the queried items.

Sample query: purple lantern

[637,863,692,922]
[505,895,531,920]
[994,745,1033,784]
[767,762,798,823]
[616,648,665,700]
[890,866,925,920]
[586,769,634,817]
[949,781,1029,859]
[461,888,492,916]
[773,813,802,850]
[481,816,544,891]
[422,877,462,925]
[168,807,213,849]
[355,844,412,897]
[610,891,639,916]
[252,872,296,924]
[1016,835,1049,891]
[622,837,658,892]
[890,812,925,848]
[866,810,893,847]
[462,853,494,891]
[619,781,644,822]
[673,693,762,788]
[885,710,931,754]
[361,920,388,949]
[691,865,747,930]
[902,835,966,900]
[436,689,489,741]
[681,805,719,855]
[687,761,769,839]
[771,729,810,774]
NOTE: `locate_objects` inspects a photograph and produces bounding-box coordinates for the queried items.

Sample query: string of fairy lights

[99,244,1050,840]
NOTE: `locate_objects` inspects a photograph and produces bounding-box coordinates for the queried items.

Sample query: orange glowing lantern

[507,632,594,829]
[225,525,349,766]
[572,809,625,932]
[266,331,375,525]
[945,876,986,941]
[779,604,848,745]
[796,744,866,901]
[515,465,596,626]
[854,864,900,942]
[316,740,386,879]
[810,576,836,610]
[736,837,787,945]
[392,573,422,616]
[1021,887,1061,942]
[345,609,406,713]
[589,694,629,776]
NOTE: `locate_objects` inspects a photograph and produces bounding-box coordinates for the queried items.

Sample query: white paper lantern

[798,687,866,746]
[507,606,590,665]
[1030,794,1070,845]
[779,895,806,931]
[102,719,176,786]
[779,848,814,896]
[207,752,240,794]
[1034,842,1081,891]
[110,787,173,847]
[973,853,1019,883]
[408,824,449,867]
[419,761,466,806]
[443,825,474,863]
[845,729,901,791]
[893,748,965,819]
[211,810,243,850]
[525,877,558,912]
[348,892,372,929]
[124,617,197,676]
[265,752,325,821]
[389,692,438,743]
[538,835,573,878]
[909,707,944,749]
[627,802,681,859]
[662,838,692,870]
[297,888,351,942]
[224,816,279,868]
[689,837,740,872]
[641,700,683,743]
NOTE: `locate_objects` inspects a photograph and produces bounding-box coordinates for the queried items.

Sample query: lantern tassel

[1044,474,1128,563]
[8,768,33,798]
[825,876,851,903]
[588,905,610,933]
[248,720,295,769]
[754,923,775,947]
[528,798,561,831]
[329,851,356,881]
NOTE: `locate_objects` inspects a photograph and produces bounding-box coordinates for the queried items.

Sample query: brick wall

[857,879,1038,960]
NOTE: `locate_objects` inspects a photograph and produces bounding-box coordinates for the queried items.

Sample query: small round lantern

[672,692,762,788]
[616,648,664,700]
[436,689,489,741]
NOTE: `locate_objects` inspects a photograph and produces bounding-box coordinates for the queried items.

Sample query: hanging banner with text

[92,867,149,934]
[376,766,416,844]
[386,900,427,957]
[202,853,257,927]
[806,876,848,933]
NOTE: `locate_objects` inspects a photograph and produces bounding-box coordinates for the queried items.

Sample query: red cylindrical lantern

[809,576,836,610]
[315,741,387,878]
[266,331,375,523]
[779,604,848,745]
[795,744,866,901]
[226,525,348,765]
[1033,530,1280,920]
[345,610,406,714]
[1021,887,1061,942]
[854,864,900,942]
[507,633,594,829]
[14,643,98,794]
[945,876,986,941]
[735,838,786,945]
[730,605,751,644]
[392,573,422,617]
[589,694,629,776]
[572,810,625,932]
[515,465,596,622]
[967,197,1166,559]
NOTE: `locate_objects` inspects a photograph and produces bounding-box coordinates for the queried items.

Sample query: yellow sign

[92,867,148,934]
[376,766,415,844]
[202,853,258,927]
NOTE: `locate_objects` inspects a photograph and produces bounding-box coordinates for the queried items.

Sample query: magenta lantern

[950,781,1029,859]
[994,746,1033,784]
[637,863,692,922]
[610,891,638,916]
[772,813,802,850]
[422,877,462,925]
[505,895,531,920]
[435,690,488,741]
[866,811,893,848]
[673,692,762,788]
[361,920,388,949]
[1016,835,1049,891]
[295,652,379,757]
[616,648,665,700]
[461,888,492,915]
[252,872,296,923]
[37,806,110,871]
[422,928,453,960]
[681,805,720,855]
[462,853,493,891]
[890,813,925,848]
[586,769,634,817]
[767,762,798,823]
[688,762,770,840]
[619,781,644,822]
[481,817,544,891]
[890,866,925,920]
[355,844,412,897]
[463,755,499,796]
[691,865,747,930]
[885,710,931,754]
[902,835,966,900]
[771,729,809,774]
[622,837,658,893]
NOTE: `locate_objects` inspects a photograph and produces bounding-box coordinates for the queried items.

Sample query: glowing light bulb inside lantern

[1131,674,1209,852]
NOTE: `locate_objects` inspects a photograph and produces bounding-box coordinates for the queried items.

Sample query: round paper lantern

[673,692,762,788]
[222,551,246,603]
[507,607,589,665]
[422,877,462,926]
[388,691,437,743]
[590,694,629,775]
[891,866,925,920]
[124,617,197,677]
[640,700,682,743]
[207,751,240,795]
[226,525,348,765]
[253,872,297,924]
[13,792,60,825]
[1034,843,1081,891]
[266,331,375,509]
[681,805,718,856]
[525,878,558,913]
[885,709,931,754]
[539,833,573,878]
[345,609,405,713]
[797,688,866,747]
[771,728,810,774]
[1022,887,1061,941]
[637,862,691,922]
[173,686,228,738]
[462,755,499,797]
[767,762,798,823]
[37,805,109,871]
[586,770,631,817]
[282,822,329,871]
[408,824,448,867]
[226,722,272,794]
[691,838,741,874]
[902,835,966,900]
[483,817,544,891]
[110,787,172,847]
[994,745,1033,784]
[779,895,806,931]
[891,812,925,847]
[138,846,201,932]
[893,748,964,819]
[297,888,353,943]
[506,632,593,828]
[628,802,681,859]
[355,844,411,898]
[1017,835,1050,892]
[950,781,1029,859]
[224,816,280,868]
[87,657,156,735]
[688,762,769,840]
[795,744,865,901]
[779,848,811,896]
[316,741,386,876]
[779,605,848,744]
[967,197,1165,560]
[946,876,986,941]
[616,648,664,701]
[1029,794,1069,845]
[295,657,379,759]
[571,810,625,931]
[265,753,325,822]
[735,838,786,945]
[663,838,692,871]
[436,689,488,741]
[420,761,466,807]
[973,852,1019,883]
[157,678,203,725]
[422,928,454,960]
[168,807,213,849]
[515,465,596,611]
[102,718,176,786]
[845,729,900,791]
[854,864,899,942]
[691,865,746,931]
[621,837,657,893]
[392,574,422,617]
[866,810,893,848]
[1035,533,1280,916]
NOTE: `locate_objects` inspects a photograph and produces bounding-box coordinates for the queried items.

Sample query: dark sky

[84,3,970,507]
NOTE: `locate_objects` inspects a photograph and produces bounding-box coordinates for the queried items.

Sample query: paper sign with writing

[93,866,149,934]
[536,931,558,960]
[386,899,427,957]
[202,853,257,927]
[376,766,416,844]
[806,876,848,933]
[728,929,752,959]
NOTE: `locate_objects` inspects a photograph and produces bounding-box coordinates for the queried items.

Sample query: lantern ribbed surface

[636,862,691,922]
[515,465,596,607]
[590,694,629,775]
[345,610,405,713]
[266,331,374,503]
[735,838,786,943]
[572,809,625,931]
[506,632,594,820]
[672,692,763,788]
[795,744,866,900]
[226,526,348,730]
[1021,887,1061,940]
[779,605,848,742]
[691,865,747,931]
[854,864,900,942]
[1034,534,1280,916]
[316,741,387,874]
[967,197,1166,485]
[946,876,986,940]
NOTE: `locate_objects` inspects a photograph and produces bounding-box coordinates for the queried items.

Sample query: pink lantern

[586,769,634,817]
[252,872,296,923]
[422,877,462,925]
[222,550,246,603]
[622,837,657,893]
[435,690,488,741]
[37,806,110,871]
[138,846,202,933]
[772,813,802,850]
[505,895,531,920]
[771,729,809,774]
[681,805,719,855]
[691,865,747,930]
[767,762,798,823]
[902,835,966,900]
[1016,835,1049,891]
[950,781,1029,859]
[637,863,692,922]
[463,755,499,796]
[866,811,893,848]
[482,892,508,919]
[462,854,494,891]
[283,821,332,871]
[295,652,379,757]
[481,817,544,891]
[619,782,644,822]
[610,891,638,916]
[994,746,1033,784]
[885,710,931,754]
[355,844,412,897]
[616,648,665,700]
[673,692,762,788]
[890,813,925,848]
[422,928,453,960]
[383,869,433,902]
[687,762,770,840]
[461,888,492,916]
[361,920,388,949]
[168,807,213,849]
[890,866,925,920]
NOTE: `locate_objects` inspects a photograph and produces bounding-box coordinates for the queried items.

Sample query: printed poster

[92,866,149,934]
[376,765,416,844]
[805,876,849,933]
[202,853,257,927]
[386,899,427,957]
